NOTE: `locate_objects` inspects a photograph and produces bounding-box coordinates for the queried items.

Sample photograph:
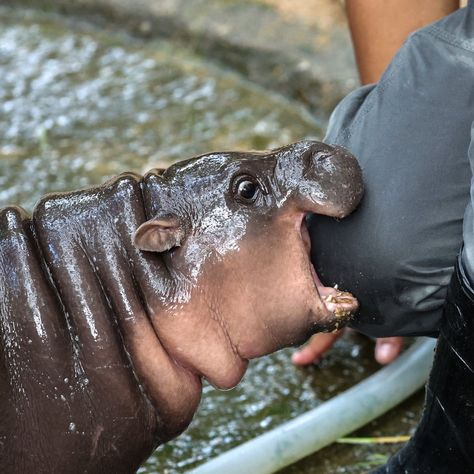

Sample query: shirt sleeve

[310,6,474,337]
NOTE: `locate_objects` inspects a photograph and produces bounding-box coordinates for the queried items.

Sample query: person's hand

[291,329,403,366]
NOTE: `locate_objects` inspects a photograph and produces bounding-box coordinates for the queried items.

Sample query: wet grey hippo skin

[0,140,363,473]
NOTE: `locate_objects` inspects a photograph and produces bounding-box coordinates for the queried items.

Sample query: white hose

[189,337,436,474]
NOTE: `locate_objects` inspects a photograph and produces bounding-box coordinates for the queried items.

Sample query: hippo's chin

[301,217,359,331]
[203,358,249,391]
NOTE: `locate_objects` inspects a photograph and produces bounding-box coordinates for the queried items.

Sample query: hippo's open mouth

[300,216,359,329]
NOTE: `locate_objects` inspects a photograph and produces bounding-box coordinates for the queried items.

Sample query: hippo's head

[133,140,363,389]
[0,140,365,470]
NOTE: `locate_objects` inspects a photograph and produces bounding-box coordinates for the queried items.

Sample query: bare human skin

[0,140,363,473]
[292,0,459,367]
[346,0,459,85]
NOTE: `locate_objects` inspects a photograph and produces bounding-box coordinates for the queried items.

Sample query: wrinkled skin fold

[0,140,363,473]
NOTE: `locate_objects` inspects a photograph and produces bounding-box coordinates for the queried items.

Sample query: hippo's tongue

[301,219,359,320]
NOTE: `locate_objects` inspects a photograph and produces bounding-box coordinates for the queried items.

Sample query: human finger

[291,330,344,366]
[374,336,404,364]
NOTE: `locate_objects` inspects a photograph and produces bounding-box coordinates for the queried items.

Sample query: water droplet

[60,395,66,402]
[68,422,76,433]
[64,377,69,384]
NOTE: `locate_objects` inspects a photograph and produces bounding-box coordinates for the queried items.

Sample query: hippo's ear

[133,216,184,253]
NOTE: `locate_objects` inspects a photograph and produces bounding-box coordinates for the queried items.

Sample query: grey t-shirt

[309,2,474,337]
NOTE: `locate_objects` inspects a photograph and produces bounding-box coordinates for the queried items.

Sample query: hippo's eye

[232,175,260,203]
[237,180,257,199]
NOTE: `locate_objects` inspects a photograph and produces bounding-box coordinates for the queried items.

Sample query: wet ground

[0,6,320,210]
[142,337,423,474]
[0,6,424,473]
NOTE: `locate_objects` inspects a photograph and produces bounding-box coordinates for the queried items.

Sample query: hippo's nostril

[313,151,333,162]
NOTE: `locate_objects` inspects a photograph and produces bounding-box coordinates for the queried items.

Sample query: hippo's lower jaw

[300,215,359,332]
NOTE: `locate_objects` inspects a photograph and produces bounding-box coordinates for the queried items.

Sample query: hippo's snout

[287,142,364,219]
[322,145,363,214]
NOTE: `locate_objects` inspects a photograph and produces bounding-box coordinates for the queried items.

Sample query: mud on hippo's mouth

[300,215,359,329]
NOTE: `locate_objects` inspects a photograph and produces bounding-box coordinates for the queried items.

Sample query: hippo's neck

[29,172,201,441]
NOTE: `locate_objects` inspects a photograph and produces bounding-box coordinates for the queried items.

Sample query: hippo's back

[0,172,169,472]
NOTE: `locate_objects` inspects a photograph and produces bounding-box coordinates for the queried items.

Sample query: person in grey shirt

[300,1,474,471]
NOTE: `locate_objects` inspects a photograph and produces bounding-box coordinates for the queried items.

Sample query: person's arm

[293,0,460,366]
[346,0,460,84]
